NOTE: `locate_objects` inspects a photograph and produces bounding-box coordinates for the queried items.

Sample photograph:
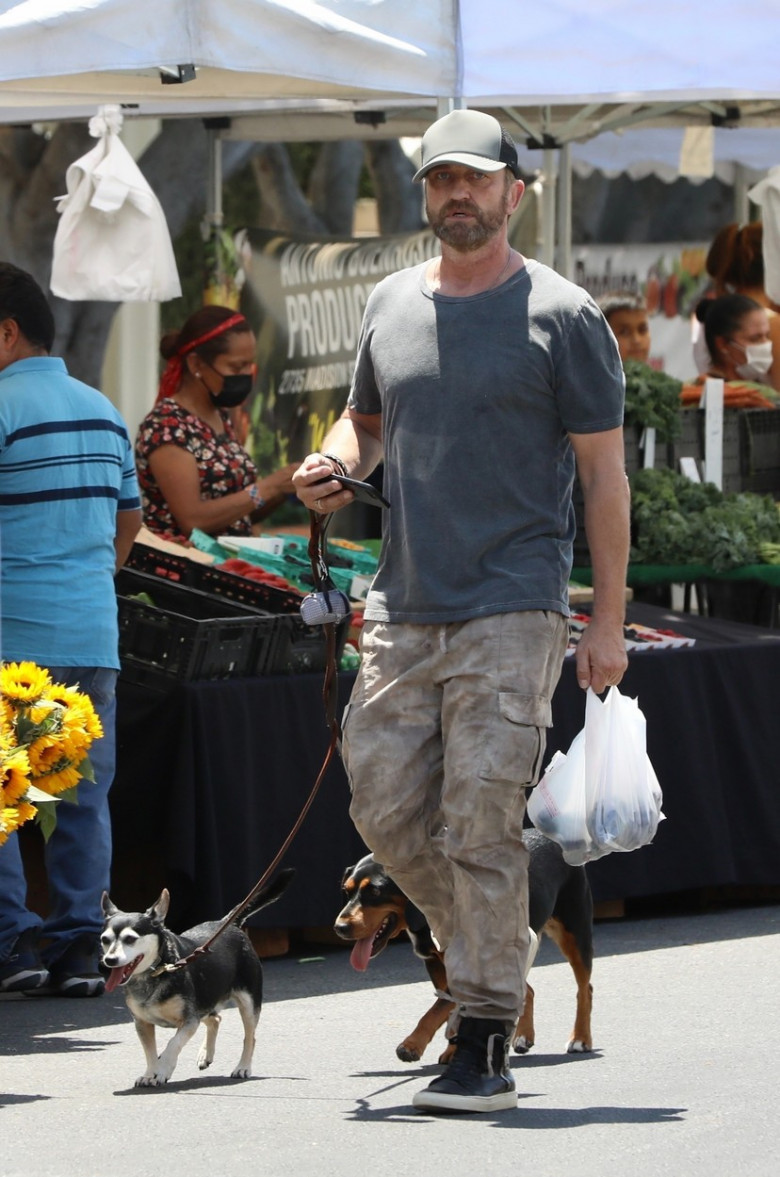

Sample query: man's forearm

[583,470,631,623]
[319,410,383,480]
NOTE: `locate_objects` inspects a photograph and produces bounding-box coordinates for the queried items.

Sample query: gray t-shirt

[348,258,624,624]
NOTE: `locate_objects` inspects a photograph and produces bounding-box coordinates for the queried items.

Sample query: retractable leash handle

[167,509,347,973]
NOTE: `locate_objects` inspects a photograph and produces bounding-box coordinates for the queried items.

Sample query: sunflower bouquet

[0,661,103,846]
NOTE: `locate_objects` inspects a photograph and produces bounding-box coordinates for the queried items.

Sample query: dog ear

[147,888,170,922]
[101,891,118,917]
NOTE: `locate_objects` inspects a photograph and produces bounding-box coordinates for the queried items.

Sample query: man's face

[608,309,651,365]
[424,165,521,250]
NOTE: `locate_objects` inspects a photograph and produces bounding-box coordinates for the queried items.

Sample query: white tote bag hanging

[51,105,181,302]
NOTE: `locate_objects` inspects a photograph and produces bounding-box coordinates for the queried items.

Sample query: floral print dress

[135,399,257,543]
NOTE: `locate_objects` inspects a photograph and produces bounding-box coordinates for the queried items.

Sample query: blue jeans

[0,666,117,964]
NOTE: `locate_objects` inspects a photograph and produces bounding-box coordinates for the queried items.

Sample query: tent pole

[733,162,750,224]
[555,142,572,279]
[539,148,557,268]
[206,125,224,228]
[437,96,464,117]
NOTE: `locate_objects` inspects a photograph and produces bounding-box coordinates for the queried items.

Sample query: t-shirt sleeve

[555,298,626,434]
[119,433,142,511]
[347,292,382,416]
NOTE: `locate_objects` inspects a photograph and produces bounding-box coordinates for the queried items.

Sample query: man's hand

[574,614,628,693]
[292,454,354,514]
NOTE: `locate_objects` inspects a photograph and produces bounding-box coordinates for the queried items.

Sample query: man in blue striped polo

[0,262,141,997]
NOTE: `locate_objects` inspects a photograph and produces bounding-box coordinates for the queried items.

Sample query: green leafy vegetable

[629,468,780,570]
[623,360,683,441]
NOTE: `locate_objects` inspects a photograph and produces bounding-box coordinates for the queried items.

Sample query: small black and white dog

[100,869,294,1088]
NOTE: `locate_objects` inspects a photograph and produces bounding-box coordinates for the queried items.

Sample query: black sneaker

[46,934,106,998]
[0,929,49,993]
[412,1017,516,1113]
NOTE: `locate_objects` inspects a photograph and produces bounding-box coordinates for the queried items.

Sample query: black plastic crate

[270,613,350,674]
[127,543,303,612]
[739,409,780,494]
[115,568,282,682]
[125,543,348,674]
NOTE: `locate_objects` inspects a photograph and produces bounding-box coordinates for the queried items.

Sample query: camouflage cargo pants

[342,609,568,1024]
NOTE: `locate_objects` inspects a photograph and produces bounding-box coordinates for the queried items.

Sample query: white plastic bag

[51,105,181,302]
[527,686,664,866]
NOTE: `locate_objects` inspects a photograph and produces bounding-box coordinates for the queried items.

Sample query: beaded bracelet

[321,451,348,478]
[247,483,266,509]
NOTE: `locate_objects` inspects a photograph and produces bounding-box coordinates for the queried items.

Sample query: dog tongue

[105,966,126,993]
[349,936,374,972]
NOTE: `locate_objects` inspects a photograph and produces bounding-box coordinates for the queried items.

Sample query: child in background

[598,290,651,365]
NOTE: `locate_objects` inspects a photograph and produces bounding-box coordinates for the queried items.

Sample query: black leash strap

[307,508,343,743]
[161,509,343,974]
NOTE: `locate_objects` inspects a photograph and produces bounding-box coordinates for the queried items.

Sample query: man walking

[294,110,629,1113]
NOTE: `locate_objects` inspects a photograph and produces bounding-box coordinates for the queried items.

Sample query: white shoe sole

[412,1088,517,1113]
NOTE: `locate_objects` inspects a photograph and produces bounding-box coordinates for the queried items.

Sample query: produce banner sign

[240,227,439,472]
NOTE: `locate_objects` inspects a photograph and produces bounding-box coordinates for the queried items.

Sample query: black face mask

[209,373,253,409]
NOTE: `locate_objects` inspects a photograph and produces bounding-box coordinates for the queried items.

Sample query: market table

[111,603,780,934]
[572,563,780,626]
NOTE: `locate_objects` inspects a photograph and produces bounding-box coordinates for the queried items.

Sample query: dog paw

[134,1073,170,1087]
[197,1052,213,1071]
[396,1042,422,1063]
[230,1065,252,1079]
[513,1035,534,1054]
[566,1038,592,1053]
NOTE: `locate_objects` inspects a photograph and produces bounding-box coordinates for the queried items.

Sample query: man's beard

[426,196,509,250]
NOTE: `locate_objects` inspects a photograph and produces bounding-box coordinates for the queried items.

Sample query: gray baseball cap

[413,109,520,182]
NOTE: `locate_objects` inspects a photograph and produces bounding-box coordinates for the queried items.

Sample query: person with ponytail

[700,222,780,391]
[135,305,296,543]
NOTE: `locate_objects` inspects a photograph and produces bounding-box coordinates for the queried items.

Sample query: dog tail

[237,867,296,927]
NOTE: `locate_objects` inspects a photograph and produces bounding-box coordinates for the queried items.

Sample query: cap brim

[413,152,508,183]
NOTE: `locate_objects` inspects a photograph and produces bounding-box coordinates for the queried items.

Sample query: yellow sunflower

[27,699,61,727]
[59,694,103,749]
[1,696,13,730]
[31,760,82,796]
[0,800,38,845]
[45,682,87,710]
[1,745,32,805]
[26,740,67,779]
[0,661,53,707]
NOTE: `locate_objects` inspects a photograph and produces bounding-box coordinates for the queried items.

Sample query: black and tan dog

[100,869,294,1087]
[335,829,593,1062]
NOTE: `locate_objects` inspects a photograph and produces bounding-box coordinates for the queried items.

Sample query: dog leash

[157,510,344,975]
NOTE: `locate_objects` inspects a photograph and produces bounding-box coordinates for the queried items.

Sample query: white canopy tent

[3,1,780,128]
[4,0,780,425]
[4,1,780,273]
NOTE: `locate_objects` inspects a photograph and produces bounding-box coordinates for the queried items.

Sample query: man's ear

[0,316,21,363]
[507,177,525,216]
[0,316,19,346]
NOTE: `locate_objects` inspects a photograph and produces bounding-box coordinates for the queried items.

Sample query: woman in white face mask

[683,294,780,409]
[704,221,780,392]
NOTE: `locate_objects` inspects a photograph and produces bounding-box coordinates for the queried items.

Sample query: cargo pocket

[478,692,552,787]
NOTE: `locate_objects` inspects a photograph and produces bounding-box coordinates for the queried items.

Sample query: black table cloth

[111,603,780,932]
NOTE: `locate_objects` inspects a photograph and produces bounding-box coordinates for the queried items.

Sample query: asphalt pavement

[1,900,778,1177]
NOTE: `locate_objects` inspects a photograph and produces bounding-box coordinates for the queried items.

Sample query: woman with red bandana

[135,305,296,544]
